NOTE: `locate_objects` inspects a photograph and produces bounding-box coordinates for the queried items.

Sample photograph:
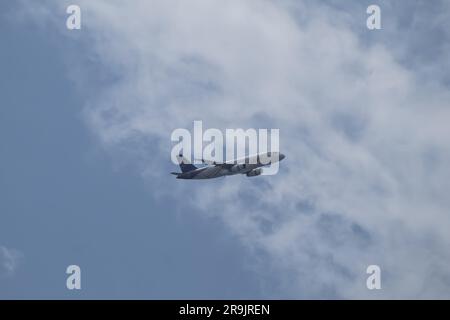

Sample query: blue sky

[1,0,450,299]
[0,1,262,299]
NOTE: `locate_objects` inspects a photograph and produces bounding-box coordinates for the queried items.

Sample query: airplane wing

[196,158,234,169]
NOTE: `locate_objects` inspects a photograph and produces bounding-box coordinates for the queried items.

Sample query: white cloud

[0,246,23,277]
[23,0,450,298]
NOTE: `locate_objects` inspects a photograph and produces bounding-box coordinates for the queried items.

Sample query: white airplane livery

[171,152,285,179]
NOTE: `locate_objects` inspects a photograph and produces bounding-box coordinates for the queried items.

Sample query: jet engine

[231,164,247,173]
[246,168,262,177]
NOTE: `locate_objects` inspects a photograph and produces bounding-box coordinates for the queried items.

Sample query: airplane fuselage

[174,152,285,179]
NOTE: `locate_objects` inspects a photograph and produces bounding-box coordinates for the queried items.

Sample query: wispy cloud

[20,0,450,298]
[0,246,23,277]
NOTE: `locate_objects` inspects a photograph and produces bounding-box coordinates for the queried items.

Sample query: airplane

[171,152,285,179]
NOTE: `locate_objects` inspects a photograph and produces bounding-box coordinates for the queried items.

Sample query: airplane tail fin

[176,154,197,173]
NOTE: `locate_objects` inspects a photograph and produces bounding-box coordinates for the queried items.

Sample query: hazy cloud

[0,246,22,277]
[21,0,450,298]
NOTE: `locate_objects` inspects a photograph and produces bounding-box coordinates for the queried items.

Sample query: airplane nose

[279,153,286,161]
